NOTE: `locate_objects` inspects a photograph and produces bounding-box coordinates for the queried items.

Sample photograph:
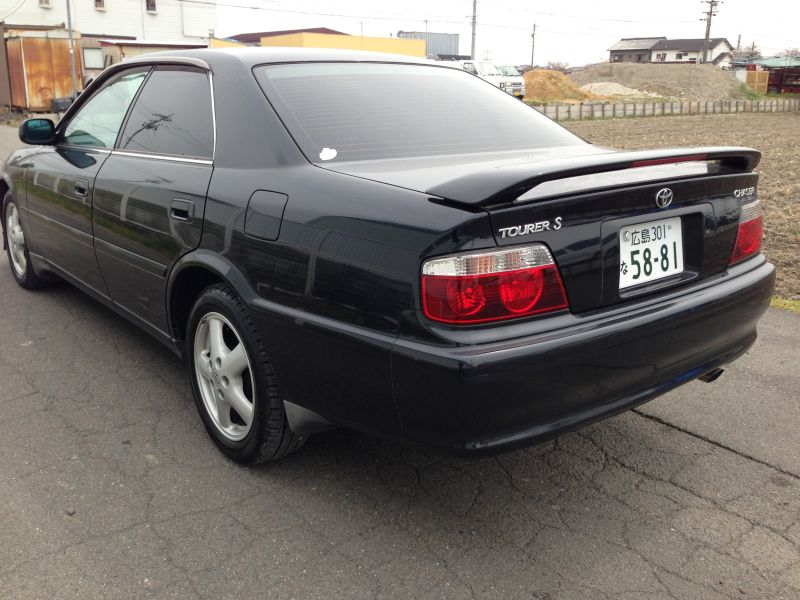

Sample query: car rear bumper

[390,259,775,455]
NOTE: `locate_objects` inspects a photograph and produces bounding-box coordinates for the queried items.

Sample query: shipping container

[396,31,460,58]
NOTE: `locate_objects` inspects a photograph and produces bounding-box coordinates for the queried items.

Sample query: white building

[7,0,217,41]
[651,38,734,68]
[609,37,734,68]
[5,0,216,76]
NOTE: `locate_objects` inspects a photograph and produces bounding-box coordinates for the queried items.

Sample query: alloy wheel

[5,203,27,278]
[193,311,256,441]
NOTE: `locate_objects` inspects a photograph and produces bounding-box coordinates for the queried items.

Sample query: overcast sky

[216,0,800,66]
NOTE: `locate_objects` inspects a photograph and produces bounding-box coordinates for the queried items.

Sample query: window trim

[113,65,217,161]
[94,0,106,11]
[145,0,157,13]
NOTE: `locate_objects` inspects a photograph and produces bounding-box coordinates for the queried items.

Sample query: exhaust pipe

[698,368,724,383]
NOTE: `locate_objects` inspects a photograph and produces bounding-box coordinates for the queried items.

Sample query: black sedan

[1,48,774,464]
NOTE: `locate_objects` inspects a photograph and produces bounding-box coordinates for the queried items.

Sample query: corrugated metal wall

[0,25,11,107]
[5,35,82,111]
[397,31,459,57]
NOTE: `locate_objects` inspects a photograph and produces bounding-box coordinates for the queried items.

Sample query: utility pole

[65,0,78,99]
[470,0,477,60]
[530,24,537,68]
[700,0,720,64]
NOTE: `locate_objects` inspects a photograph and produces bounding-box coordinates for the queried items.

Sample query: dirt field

[566,112,799,299]
[569,63,744,101]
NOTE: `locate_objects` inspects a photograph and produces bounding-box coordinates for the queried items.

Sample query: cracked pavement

[2,127,799,599]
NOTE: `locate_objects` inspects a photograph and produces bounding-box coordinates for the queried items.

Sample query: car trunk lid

[323,147,761,314]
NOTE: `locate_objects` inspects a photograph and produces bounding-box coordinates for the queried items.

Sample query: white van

[445,61,525,98]
[498,65,526,99]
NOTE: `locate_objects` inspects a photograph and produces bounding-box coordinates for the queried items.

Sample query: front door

[25,67,150,295]
[92,65,215,333]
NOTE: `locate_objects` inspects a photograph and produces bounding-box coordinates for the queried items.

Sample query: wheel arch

[166,250,259,353]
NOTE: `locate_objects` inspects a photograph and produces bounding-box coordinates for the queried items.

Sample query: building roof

[608,37,665,51]
[754,56,800,68]
[98,39,207,48]
[229,28,348,45]
[651,38,732,52]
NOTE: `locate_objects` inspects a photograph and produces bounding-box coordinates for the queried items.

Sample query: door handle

[74,179,89,198]
[169,199,194,222]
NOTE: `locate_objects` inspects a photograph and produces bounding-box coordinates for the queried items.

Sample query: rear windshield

[254,62,583,163]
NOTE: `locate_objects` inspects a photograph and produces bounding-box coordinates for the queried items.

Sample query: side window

[463,63,477,75]
[62,68,150,148]
[119,66,214,159]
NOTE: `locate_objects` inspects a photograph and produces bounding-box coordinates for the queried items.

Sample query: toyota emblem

[655,188,674,208]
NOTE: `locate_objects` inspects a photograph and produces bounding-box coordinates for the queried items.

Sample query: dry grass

[565,112,800,300]
[524,70,597,104]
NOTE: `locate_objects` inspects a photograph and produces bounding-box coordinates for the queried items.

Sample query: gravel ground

[566,112,800,300]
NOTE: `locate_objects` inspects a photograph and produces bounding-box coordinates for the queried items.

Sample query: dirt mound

[579,81,662,98]
[524,69,597,103]
[570,63,743,101]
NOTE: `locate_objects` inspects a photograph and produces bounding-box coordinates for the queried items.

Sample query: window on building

[612,55,621,62]
[636,54,644,62]
[146,0,157,12]
[120,66,214,158]
[95,0,105,10]
[82,47,104,70]
[676,53,684,60]
[39,0,52,7]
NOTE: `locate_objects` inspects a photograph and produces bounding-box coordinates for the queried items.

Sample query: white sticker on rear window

[319,147,337,161]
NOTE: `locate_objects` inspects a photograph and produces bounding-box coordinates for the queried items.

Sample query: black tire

[186,283,306,464]
[2,191,47,290]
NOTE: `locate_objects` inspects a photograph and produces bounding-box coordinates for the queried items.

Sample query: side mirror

[19,118,56,145]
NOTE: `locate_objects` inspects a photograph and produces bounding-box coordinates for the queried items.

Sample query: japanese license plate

[619,217,683,289]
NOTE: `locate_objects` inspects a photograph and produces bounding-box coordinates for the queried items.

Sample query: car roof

[128,46,433,70]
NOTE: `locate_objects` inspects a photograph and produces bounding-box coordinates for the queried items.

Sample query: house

[609,37,734,67]
[608,38,666,63]
[651,38,734,67]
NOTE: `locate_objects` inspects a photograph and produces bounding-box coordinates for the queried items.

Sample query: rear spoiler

[426,147,761,208]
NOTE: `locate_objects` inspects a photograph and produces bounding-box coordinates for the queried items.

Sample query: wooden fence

[533,98,800,121]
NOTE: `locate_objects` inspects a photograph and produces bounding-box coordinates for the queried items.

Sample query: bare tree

[781,48,800,58]
[547,61,569,72]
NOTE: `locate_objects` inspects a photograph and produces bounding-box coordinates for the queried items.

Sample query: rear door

[92,65,214,333]
[24,67,150,294]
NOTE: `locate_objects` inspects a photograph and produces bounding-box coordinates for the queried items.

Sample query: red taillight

[421,245,569,324]
[729,200,764,264]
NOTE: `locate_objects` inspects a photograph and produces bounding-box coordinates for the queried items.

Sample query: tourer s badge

[498,217,562,239]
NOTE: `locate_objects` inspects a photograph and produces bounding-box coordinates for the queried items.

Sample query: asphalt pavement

[1,124,798,599]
